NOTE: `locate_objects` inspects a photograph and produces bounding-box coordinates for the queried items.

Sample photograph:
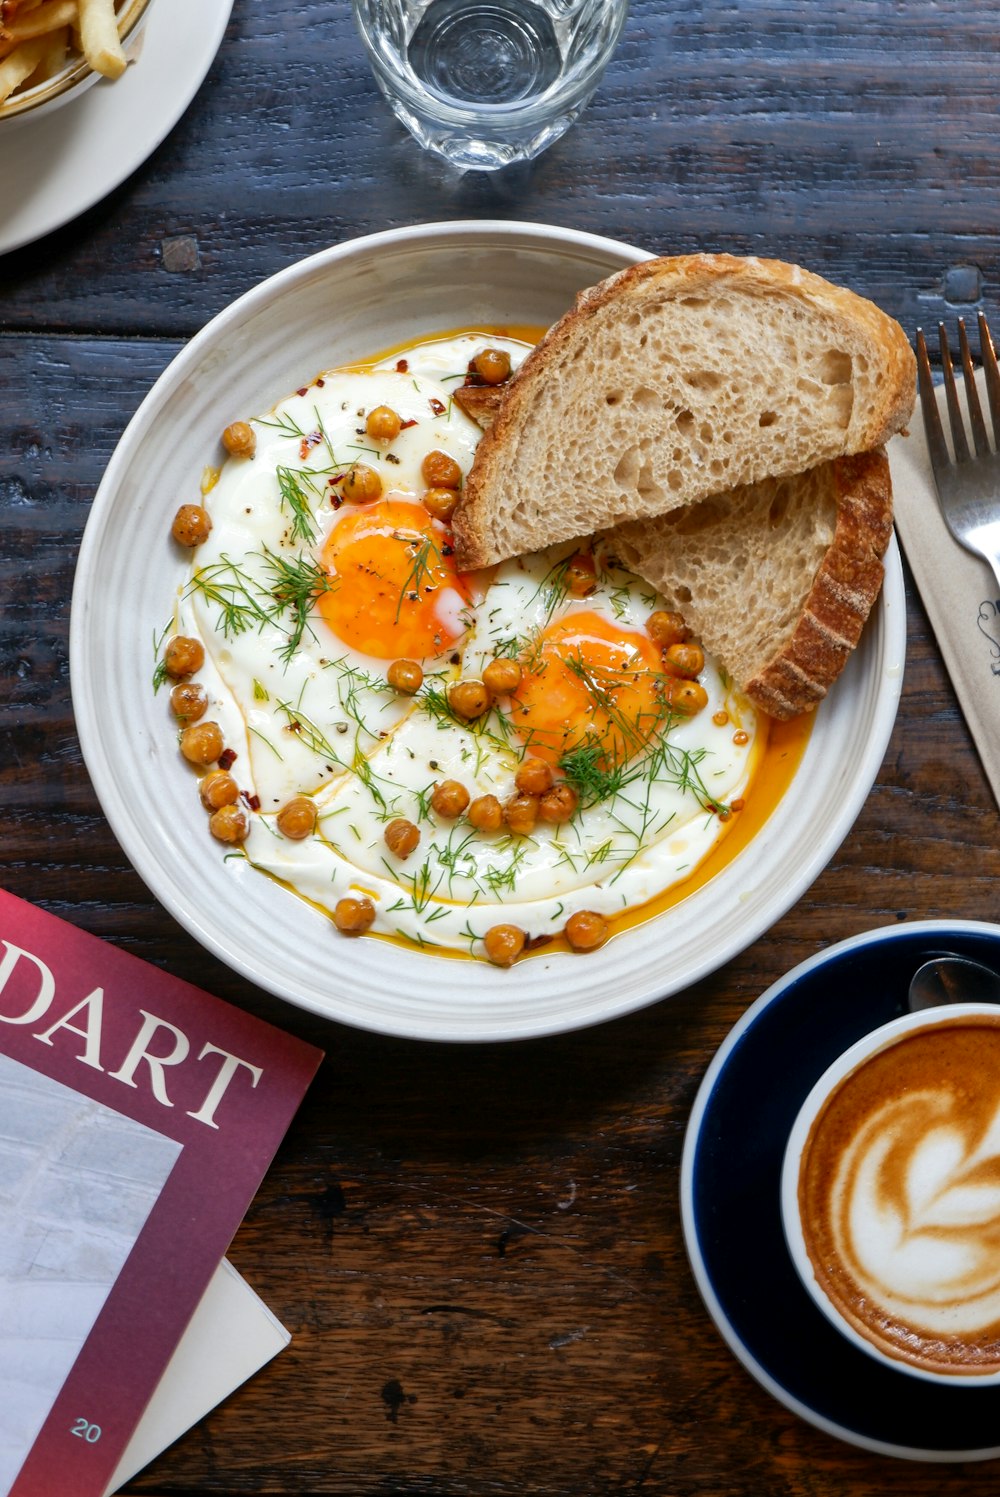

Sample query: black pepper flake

[385,453,401,464]
[450,652,461,665]
[429,760,439,770]
[442,544,454,556]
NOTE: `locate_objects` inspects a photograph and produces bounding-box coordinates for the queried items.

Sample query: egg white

[165,333,761,955]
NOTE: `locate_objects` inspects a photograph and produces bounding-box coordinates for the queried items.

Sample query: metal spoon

[908,954,1000,1011]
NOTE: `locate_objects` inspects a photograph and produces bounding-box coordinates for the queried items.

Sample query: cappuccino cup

[781,1002,1000,1384]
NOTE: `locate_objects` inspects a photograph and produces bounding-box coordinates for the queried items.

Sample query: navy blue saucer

[681,921,1000,1461]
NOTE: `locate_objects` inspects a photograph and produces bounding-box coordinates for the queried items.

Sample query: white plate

[0,0,232,256]
[69,222,906,1042]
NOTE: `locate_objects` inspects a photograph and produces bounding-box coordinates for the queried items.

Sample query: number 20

[71,1418,101,1443]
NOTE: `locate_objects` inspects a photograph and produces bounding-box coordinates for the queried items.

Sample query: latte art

[799,1018,1000,1374]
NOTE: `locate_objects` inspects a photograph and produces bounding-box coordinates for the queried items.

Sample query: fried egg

[164,331,764,958]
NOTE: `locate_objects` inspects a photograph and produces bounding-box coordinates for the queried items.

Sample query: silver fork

[916,312,1000,597]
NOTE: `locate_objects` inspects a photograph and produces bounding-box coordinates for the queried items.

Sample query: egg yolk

[319,499,471,660]
[509,611,670,768]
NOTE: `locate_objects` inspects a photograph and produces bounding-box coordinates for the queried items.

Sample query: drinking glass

[352,0,629,171]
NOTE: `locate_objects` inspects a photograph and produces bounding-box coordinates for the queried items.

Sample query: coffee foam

[799,1018,1000,1373]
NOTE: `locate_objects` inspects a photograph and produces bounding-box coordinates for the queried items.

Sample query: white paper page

[105,1260,289,1494]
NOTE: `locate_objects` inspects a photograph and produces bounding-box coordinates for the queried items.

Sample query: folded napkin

[890,376,1000,811]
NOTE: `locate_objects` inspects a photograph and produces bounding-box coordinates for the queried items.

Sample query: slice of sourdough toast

[452,254,914,571]
[605,449,893,720]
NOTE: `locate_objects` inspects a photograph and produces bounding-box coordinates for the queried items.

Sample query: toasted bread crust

[453,253,915,571]
[743,449,892,717]
[453,384,505,429]
[609,449,892,720]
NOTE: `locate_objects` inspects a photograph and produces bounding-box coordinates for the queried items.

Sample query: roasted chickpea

[422,448,462,490]
[277,795,317,840]
[341,463,383,504]
[565,552,597,597]
[222,421,256,458]
[171,503,212,547]
[646,610,690,647]
[503,792,538,837]
[209,803,249,844]
[515,757,554,796]
[483,924,526,967]
[482,657,522,696]
[467,793,503,832]
[422,485,459,522]
[431,779,470,818]
[164,634,205,680]
[539,783,579,824]
[386,658,424,694]
[169,681,208,723]
[333,895,376,934]
[199,769,239,810]
[565,910,609,952]
[384,818,420,859]
[180,720,224,766]
[671,680,709,716]
[365,405,402,442]
[473,347,512,385]
[447,678,490,721]
[665,642,705,679]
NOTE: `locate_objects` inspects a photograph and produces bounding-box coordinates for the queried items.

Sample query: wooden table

[3,1,999,1491]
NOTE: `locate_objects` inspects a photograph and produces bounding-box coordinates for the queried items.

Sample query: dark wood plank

[2,0,998,337]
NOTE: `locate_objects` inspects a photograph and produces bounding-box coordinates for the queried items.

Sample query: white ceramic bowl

[0,0,151,124]
[70,221,906,1042]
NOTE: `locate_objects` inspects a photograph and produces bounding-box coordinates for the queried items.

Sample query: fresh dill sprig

[151,620,172,692]
[559,742,629,808]
[275,465,320,544]
[274,700,346,766]
[392,529,445,623]
[255,410,305,439]
[260,547,332,661]
[188,554,273,639]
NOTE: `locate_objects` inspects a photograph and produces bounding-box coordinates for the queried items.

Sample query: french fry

[31,19,67,81]
[5,0,76,43]
[0,34,45,101]
[77,0,122,79]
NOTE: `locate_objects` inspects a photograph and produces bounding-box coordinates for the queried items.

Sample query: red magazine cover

[0,888,323,1497]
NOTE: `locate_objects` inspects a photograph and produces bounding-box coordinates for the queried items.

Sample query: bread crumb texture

[609,449,894,719]
[453,254,915,571]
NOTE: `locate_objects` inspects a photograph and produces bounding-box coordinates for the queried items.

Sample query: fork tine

[916,327,951,476]
[957,318,991,457]
[938,322,970,462]
[978,311,1000,447]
